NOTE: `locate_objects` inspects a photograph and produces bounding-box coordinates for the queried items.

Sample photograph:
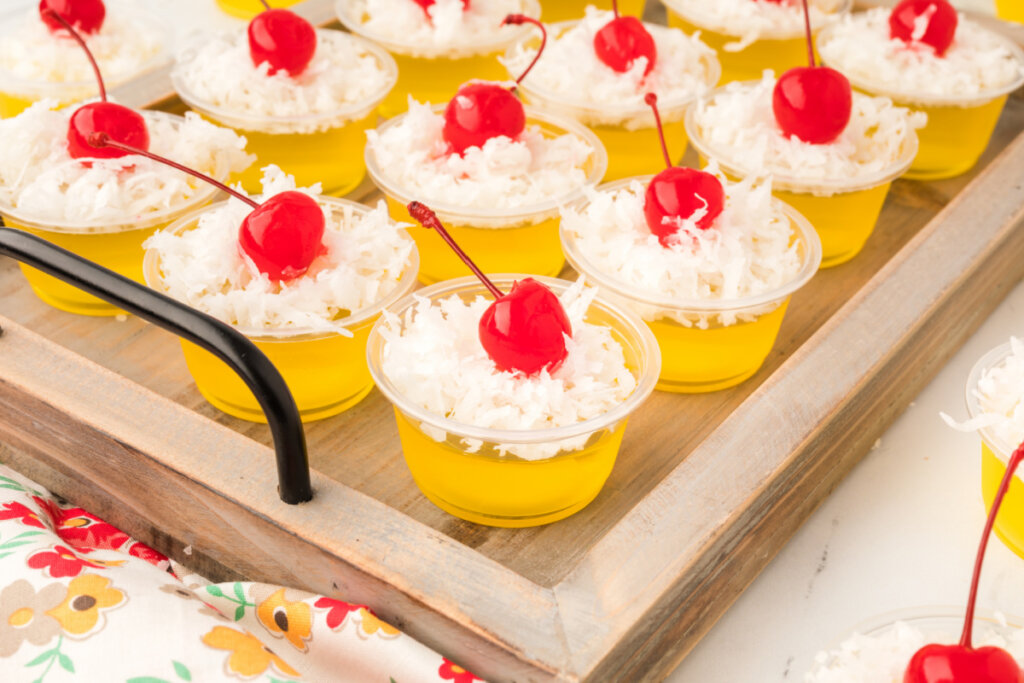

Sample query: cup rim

[659,0,853,41]
[366,274,661,447]
[171,30,399,132]
[364,103,608,225]
[684,80,920,194]
[560,175,823,313]
[143,195,420,340]
[965,341,1022,460]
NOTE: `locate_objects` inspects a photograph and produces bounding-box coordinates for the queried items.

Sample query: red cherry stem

[644,93,672,169]
[41,9,106,101]
[88,133,259,209]
[503,15,546,86]
[612,0,619,19]
[960,441,1024,649]
[800,0,815,67]
[407,201,503,299]
[258,0,270,8]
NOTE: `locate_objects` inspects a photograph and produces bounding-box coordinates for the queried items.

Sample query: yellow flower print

[255,588,312,652]
[202,626,300,680]
[356,607,400,639]
[46,573,125,637]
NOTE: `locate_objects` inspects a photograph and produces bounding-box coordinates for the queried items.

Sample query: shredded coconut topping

[942,337,1024,450]
[366,99,597,215]
[662,0,846,51]
[818,10,1024,101]
[0,101,252,228]
[377,280,637,460]
[145,167,415,334]
[691,74,924,190]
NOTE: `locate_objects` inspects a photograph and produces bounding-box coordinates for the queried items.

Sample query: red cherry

[644,168,725,245]
[411,0,469,15]
[67,102,149,160]
[889,0,958,57]
[594,1,657,75]
[905,644,1023,683]
[248,8,317,76]
[773,66,852,144]
[39,0,105,35]
[442,82,525,154]
[238,192,326,281]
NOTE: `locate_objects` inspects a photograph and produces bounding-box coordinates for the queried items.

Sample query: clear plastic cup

[365,104,607,284]
[561,176,821,393]
[215,0,302,19]
[171,33,397,197]
[997,0,1024,23]
[817,23,1024,181]
[0,112,236,317]
[144,196,419,423]
[365,274,660,527]
[685,82,919,269]
[507,21,720,181]
[659,0,852,84]
[541,0,645,23]
[336,0,541,119]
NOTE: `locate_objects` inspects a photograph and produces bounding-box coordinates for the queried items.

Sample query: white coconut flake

[662,0,846,51]
[691,74,925,189]
[145,166,415,334]
[561,166,802,328]
[367,98,595,213]
[0,100,252,228]
[942,337,1024,450]
[819,10,1024,100]
[378,280,637,460]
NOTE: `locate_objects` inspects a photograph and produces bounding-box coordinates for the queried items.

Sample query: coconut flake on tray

[145,166,415,334]
[377,280,637,460]
[367,98,595,211]
[663,0,845,51]
[942,337,1024,448]
[0,101,252,227]
[819,9,1024,99]
[561,166,801,328]
[691,73,925,187]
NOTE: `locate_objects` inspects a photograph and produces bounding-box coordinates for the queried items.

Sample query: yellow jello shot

[659,0,851,84]
[541,0,645,23]
[365,103,607,284]
[215,0,302,19]
[336,0,541,119]
[997,0,1024,24]
[366,275,659,527]
[172,29,397,196]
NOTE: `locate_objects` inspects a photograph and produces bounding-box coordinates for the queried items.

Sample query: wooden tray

[3,3,1024,680]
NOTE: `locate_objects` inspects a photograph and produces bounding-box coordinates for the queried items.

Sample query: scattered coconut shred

[819,9,1024,99]
[942,337,1024,448]
[692,74,925,186]
[0,101,252,226]
[146,166,415,334]
[367,99,594,210]
[662,0,845,51]
[561,166,801,328]
[377,281,637,461]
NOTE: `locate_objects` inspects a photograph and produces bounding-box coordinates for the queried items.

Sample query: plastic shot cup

[171,34,397,197]
[144,196,419,423]
[365,105,607,284]
[215,0,302,19]
[366,275,660,527]
[541,0,645,23]
[561,177,820,393]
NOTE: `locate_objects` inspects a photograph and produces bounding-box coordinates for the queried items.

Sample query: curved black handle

[0,226,312,504]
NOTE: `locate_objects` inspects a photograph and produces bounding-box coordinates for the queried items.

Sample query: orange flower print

[46,573,125,637]
[439,657,481,683]
[0,501,47,529]
[313,597,361,630]
[356,607,400,639]
[255,588,312,652]
[27,545,105,578]
[0,579,64,657]
[202,626,300,680]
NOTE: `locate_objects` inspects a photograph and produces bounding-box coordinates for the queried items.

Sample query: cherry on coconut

[248,1,317,76]
[903,442,1024,683]
[642,93,724,247]
[441,14,543,155]
[771,0,852,145]
[407,201,571,376]
[39,0,105,35]
[593,0,657,76]
[889,0,958,57]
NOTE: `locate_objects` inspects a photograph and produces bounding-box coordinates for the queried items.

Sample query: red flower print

[127,541,168,568]
[27,545,104,578]
[314,597,363,630]
[0,502,46,529]
[30,496,62,526]
[439,657,481,683]
[52,508,130,551]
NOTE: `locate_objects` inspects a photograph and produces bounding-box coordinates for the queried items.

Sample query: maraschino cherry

[248,0,317,76]
[642,93,724,247]
[412,0,469,16]
[593,0,657,76]
[889,0,958,57]
[903,442,1024,683]
[407,201,571,376]
[39,0,105,35]
[772,0,852,145]
[441,14,544,154]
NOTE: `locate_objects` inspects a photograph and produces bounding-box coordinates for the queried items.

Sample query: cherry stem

[959,441,1024,649]
[258,0,270,9]
[41,9,106,101]
[407,202,503,299]
[644,93,672,169]
[89,133,259,209]
[503,15,546,86]
[612,0,620,19]
[800,0,815,68]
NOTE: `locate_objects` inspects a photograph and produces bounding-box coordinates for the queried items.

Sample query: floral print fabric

[0,466,485,682]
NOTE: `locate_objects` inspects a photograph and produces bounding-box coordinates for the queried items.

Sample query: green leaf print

[172,661,191,681]
[233,583,245,602]
[25,649,56,667]
[205,585,224,598]
[126,678,171,683]
[234,605,245,622]
[58,653,73,672]
[28,635,71,683]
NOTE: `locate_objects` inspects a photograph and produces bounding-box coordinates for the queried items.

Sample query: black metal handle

[0,226,312,504]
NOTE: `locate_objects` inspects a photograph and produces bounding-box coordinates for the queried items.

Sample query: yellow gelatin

[394,410,625,527]
[0,90,38,119]
[215,0,301,19]
[996,0,1024,23]
[380,51,507,120]
[541,0,645,22]
[593,118,689,181]
[901,96,1008,181]
[982,441,1024,560]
